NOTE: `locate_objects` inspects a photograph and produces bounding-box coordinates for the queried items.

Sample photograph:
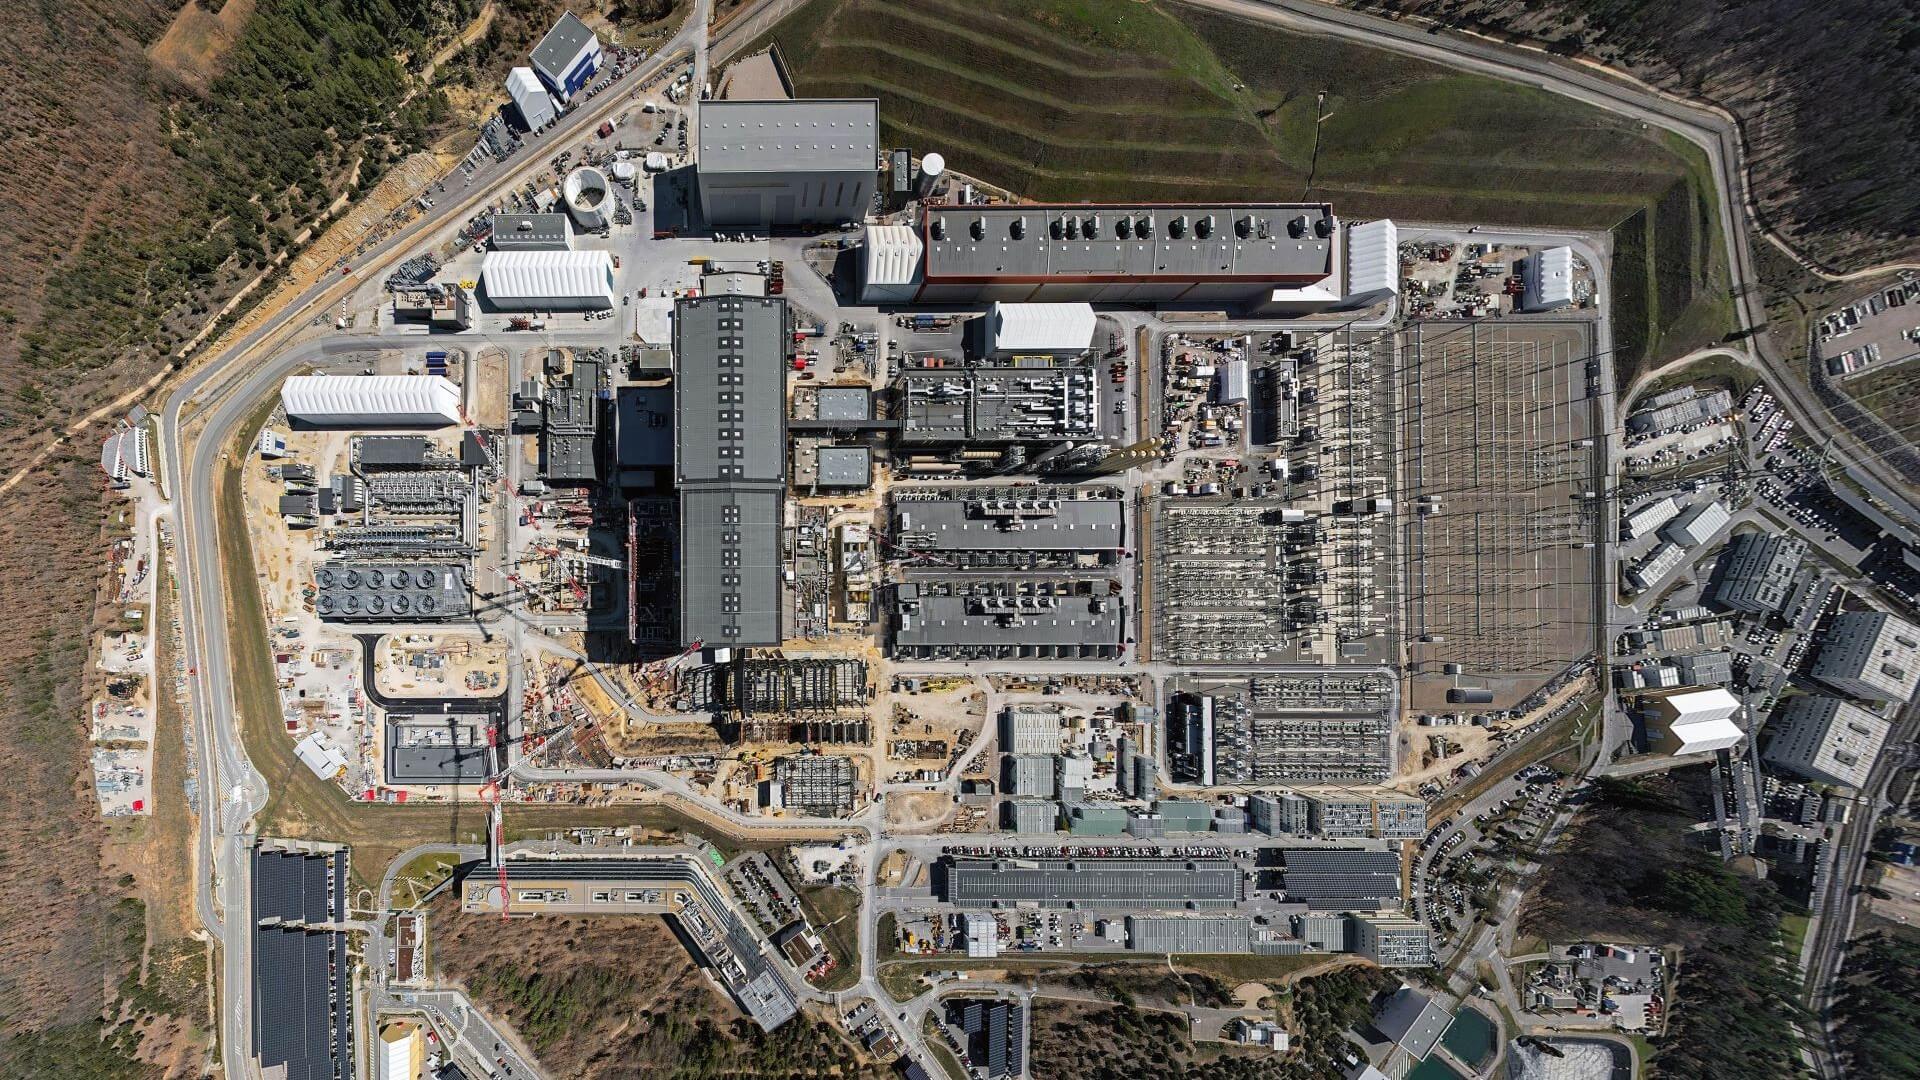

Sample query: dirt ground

[885,793,956,830]
[473,347,509,428]
[147,0,257,93]
[378,633,506,698]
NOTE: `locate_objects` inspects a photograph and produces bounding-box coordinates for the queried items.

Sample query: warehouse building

[252,841,353,1080]
[907,203,1339,306]
[1664,499,1730,548]
[896,364,1102,445]
[941,855,1243,909]
[1339,218,1400,309]
[1622,496,1680,540]
[999,705,1061,755]
[890,582,1125,660]
[489,213,572,251]
[675,296,788,649]
[697,98,878,227]
[1003,755,1056,798]
[1763,694,1892,789]
[982,302,1097,358]
[529,10,602,101]
[1274,849,1402,911]
[1521,246,1575,311]
[1810,610,1920,703]
[1644,687,1745,755]
[1626,386,1734,437]
[861,224,924,304]
[505,66,557,132]
[281,375,462,428]
[1710,533,1808,614]
[1125,914,1251,954]
[1351,914,1433,968]
[890,488,1125,567]
[481,249,615,310]
[1003,799,1060,834]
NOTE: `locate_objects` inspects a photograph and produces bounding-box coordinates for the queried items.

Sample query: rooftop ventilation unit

[1049,217,1065,240]
[1169,215,1187,239]
[1010,218,1026,240]
[1083,215,1099,239]
[1115,217,1132,239]
[970,217,986,240]
[1289,214,1310,238]
[1236,216,1253,239]
[1314,215,1334,238]
[1196,215,1215,239]
[932,219,948,241]
[1135,216,1153,238]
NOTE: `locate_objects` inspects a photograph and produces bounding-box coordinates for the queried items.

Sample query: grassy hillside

[756,0,1731,383]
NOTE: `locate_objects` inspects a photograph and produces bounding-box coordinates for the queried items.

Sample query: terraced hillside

[759,0,1732,380]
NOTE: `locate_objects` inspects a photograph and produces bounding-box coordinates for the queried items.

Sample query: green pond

[1440,1006,1498,1068]
[1408,1057,1466,1080]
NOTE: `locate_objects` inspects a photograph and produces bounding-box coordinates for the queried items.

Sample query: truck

[907,314,954,332]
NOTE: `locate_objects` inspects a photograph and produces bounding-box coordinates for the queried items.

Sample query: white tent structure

[985,301,1097,357]
[1522,246,1575,311]
[506,66,557,132]
[860,224,924,304]
[295,731,348,780]
[280,375,462,428]
[1341,219,1399,309]
[1647,687,1745,755]
[481,249,616,310]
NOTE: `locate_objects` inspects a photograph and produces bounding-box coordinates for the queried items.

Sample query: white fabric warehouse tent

[280,375,462,428]
[481,249,617,310]
[986,302,1097,356]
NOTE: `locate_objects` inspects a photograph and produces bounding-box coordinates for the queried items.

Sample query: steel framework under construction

[676,658,871,743]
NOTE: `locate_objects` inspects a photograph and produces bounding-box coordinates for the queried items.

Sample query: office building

[1764,694,1893,789]
[945,999,1023,1080]
[697,99,878,227]
[1810,610,1920,703]
[674,296,788,648]
[1351,914,1434,968]
[1711,533,1807,614]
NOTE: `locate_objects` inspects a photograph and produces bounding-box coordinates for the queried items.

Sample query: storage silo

[563,166,613,230]
[915,152,946,199]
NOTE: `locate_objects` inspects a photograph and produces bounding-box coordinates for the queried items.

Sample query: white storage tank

[562,166,613,230]
[916,151,946,198]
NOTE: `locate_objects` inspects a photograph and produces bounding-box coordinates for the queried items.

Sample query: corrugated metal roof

[988,302,1097,353]
[281,375,461,427]
[863,224,923,286]
[531,11,598,79]
[1344,218,1399,299]
[698,99,878,174]
[481,250,614,305]
[1529,245,1575,306]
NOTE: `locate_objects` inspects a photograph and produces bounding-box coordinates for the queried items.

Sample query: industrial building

[562,166,614,231]
[813,446,871,488]
[1125,914,1251,954]
[1372,987,1451,1061]
[896,364,1102,445]
[1003,799,1059,833]
[529,10,602,101]
[385,718,494,785]
[890,581,1125,660]
[675,296,789,649]
[100,423,150,489]
[944,999,1024,1080]
[281,375,462,428]
[1627,386,1734,436]
[541,358,601,483]
[904,203,1339,306]
[1521,246,1575,311]
[480,249,616,310]
[1305,792,1374,838]
[1810,610,1920,703]
[1003,755,1056,798]
[1643,687,1745,755]
[1273,849,1402,911]
[890,487,1125,567]
[312,564,469,622]
[940,855,1243,909]
[251,841,353,1080]
[1763,694,1893,789]
[860,224,925,304]
[389,283,475,330]
[505,66,557,131]
[1180,689,1396,786]
[1351,914,1434,968]
[1630,543,1688,591]
[1622,497,1680,540]
[1664,499,1730,548]
[770,754,855,815]
[1340,218,1400,309]
[1247,791,1311,835]
[489,212,572,251]
[1000,705,1061,755]
[459,855,798,1031]
[613,383,673,489]
[1710,533,1808,614]
[696,98,878,227]
[982,302,1097,358]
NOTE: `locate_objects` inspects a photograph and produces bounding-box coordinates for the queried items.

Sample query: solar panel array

[944,856,1242,908]
[1277,848,1403,911]
[948,1000,1023,1080]
[252,845,352,1080]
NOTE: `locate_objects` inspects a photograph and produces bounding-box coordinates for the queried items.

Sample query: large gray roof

[680,486,783,648]
[922,203,1337,284]
[531,12,597,77]
[893,588,1123,650]
[673,296,787,485]
[698,99,878,175]
[891,494,1124,551]
[943,856,1242,908]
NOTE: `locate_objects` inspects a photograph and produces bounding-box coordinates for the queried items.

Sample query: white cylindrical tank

[563,166,613,230]
[915,152,946,198]
[611,160,637,183]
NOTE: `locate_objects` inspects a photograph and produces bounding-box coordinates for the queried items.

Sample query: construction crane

[480,722,510,920]
[638,639,703,697]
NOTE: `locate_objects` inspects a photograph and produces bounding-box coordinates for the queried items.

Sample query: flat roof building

[814,445,871,488]
[1811,610,1920,703]
[897,364,1102,444]
[1665,499,1730,548]
[942,855,1242,909]
[913,203,1338,305]
[891,583,1125,660]
[1125,914,1251,954]
[489,212,572,251]
[1373,986,1450,1060]
[1275,849,1402,911]
[891,488,1124,564]
[1711,533,1807,614]
[697,98,878,227]
[1351,914,1433,968]
[674,296,788,648]
[1644,687,1745,755]
[252,842,353,1080]
[1764,694,1892,789]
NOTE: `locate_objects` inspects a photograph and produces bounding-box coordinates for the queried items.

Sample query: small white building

[281,375,462,428]
[860,224,924,304]
[1763,694,1892,789]
[294,731,348,781]
[1216,359,1250,405]
[1623,496,1680,539]
[984,301,1097,357]
[1522,246,1575,311]
[506,66,557,132]
[1340,218,1399,309]
[258,430,289,458]
[1646,687,1745,755]
[481,249,617,311]
[1663,499,1730,548]
[963,912,998,958]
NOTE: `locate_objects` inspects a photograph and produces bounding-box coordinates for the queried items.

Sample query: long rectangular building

[252,842,353,1080]
[1274,848,1402,911]
[911,203,1338,305]
[891,583,1125,660]
[674,296,788,648]
[941,855,1242,909]
[891,487,1125,565]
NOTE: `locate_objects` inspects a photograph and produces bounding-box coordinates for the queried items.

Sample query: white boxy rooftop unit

[281,375,462,428]
[985,302,1097,356]
[506,66,557,132]
[481,249,616,310]
[860,224,924,304]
